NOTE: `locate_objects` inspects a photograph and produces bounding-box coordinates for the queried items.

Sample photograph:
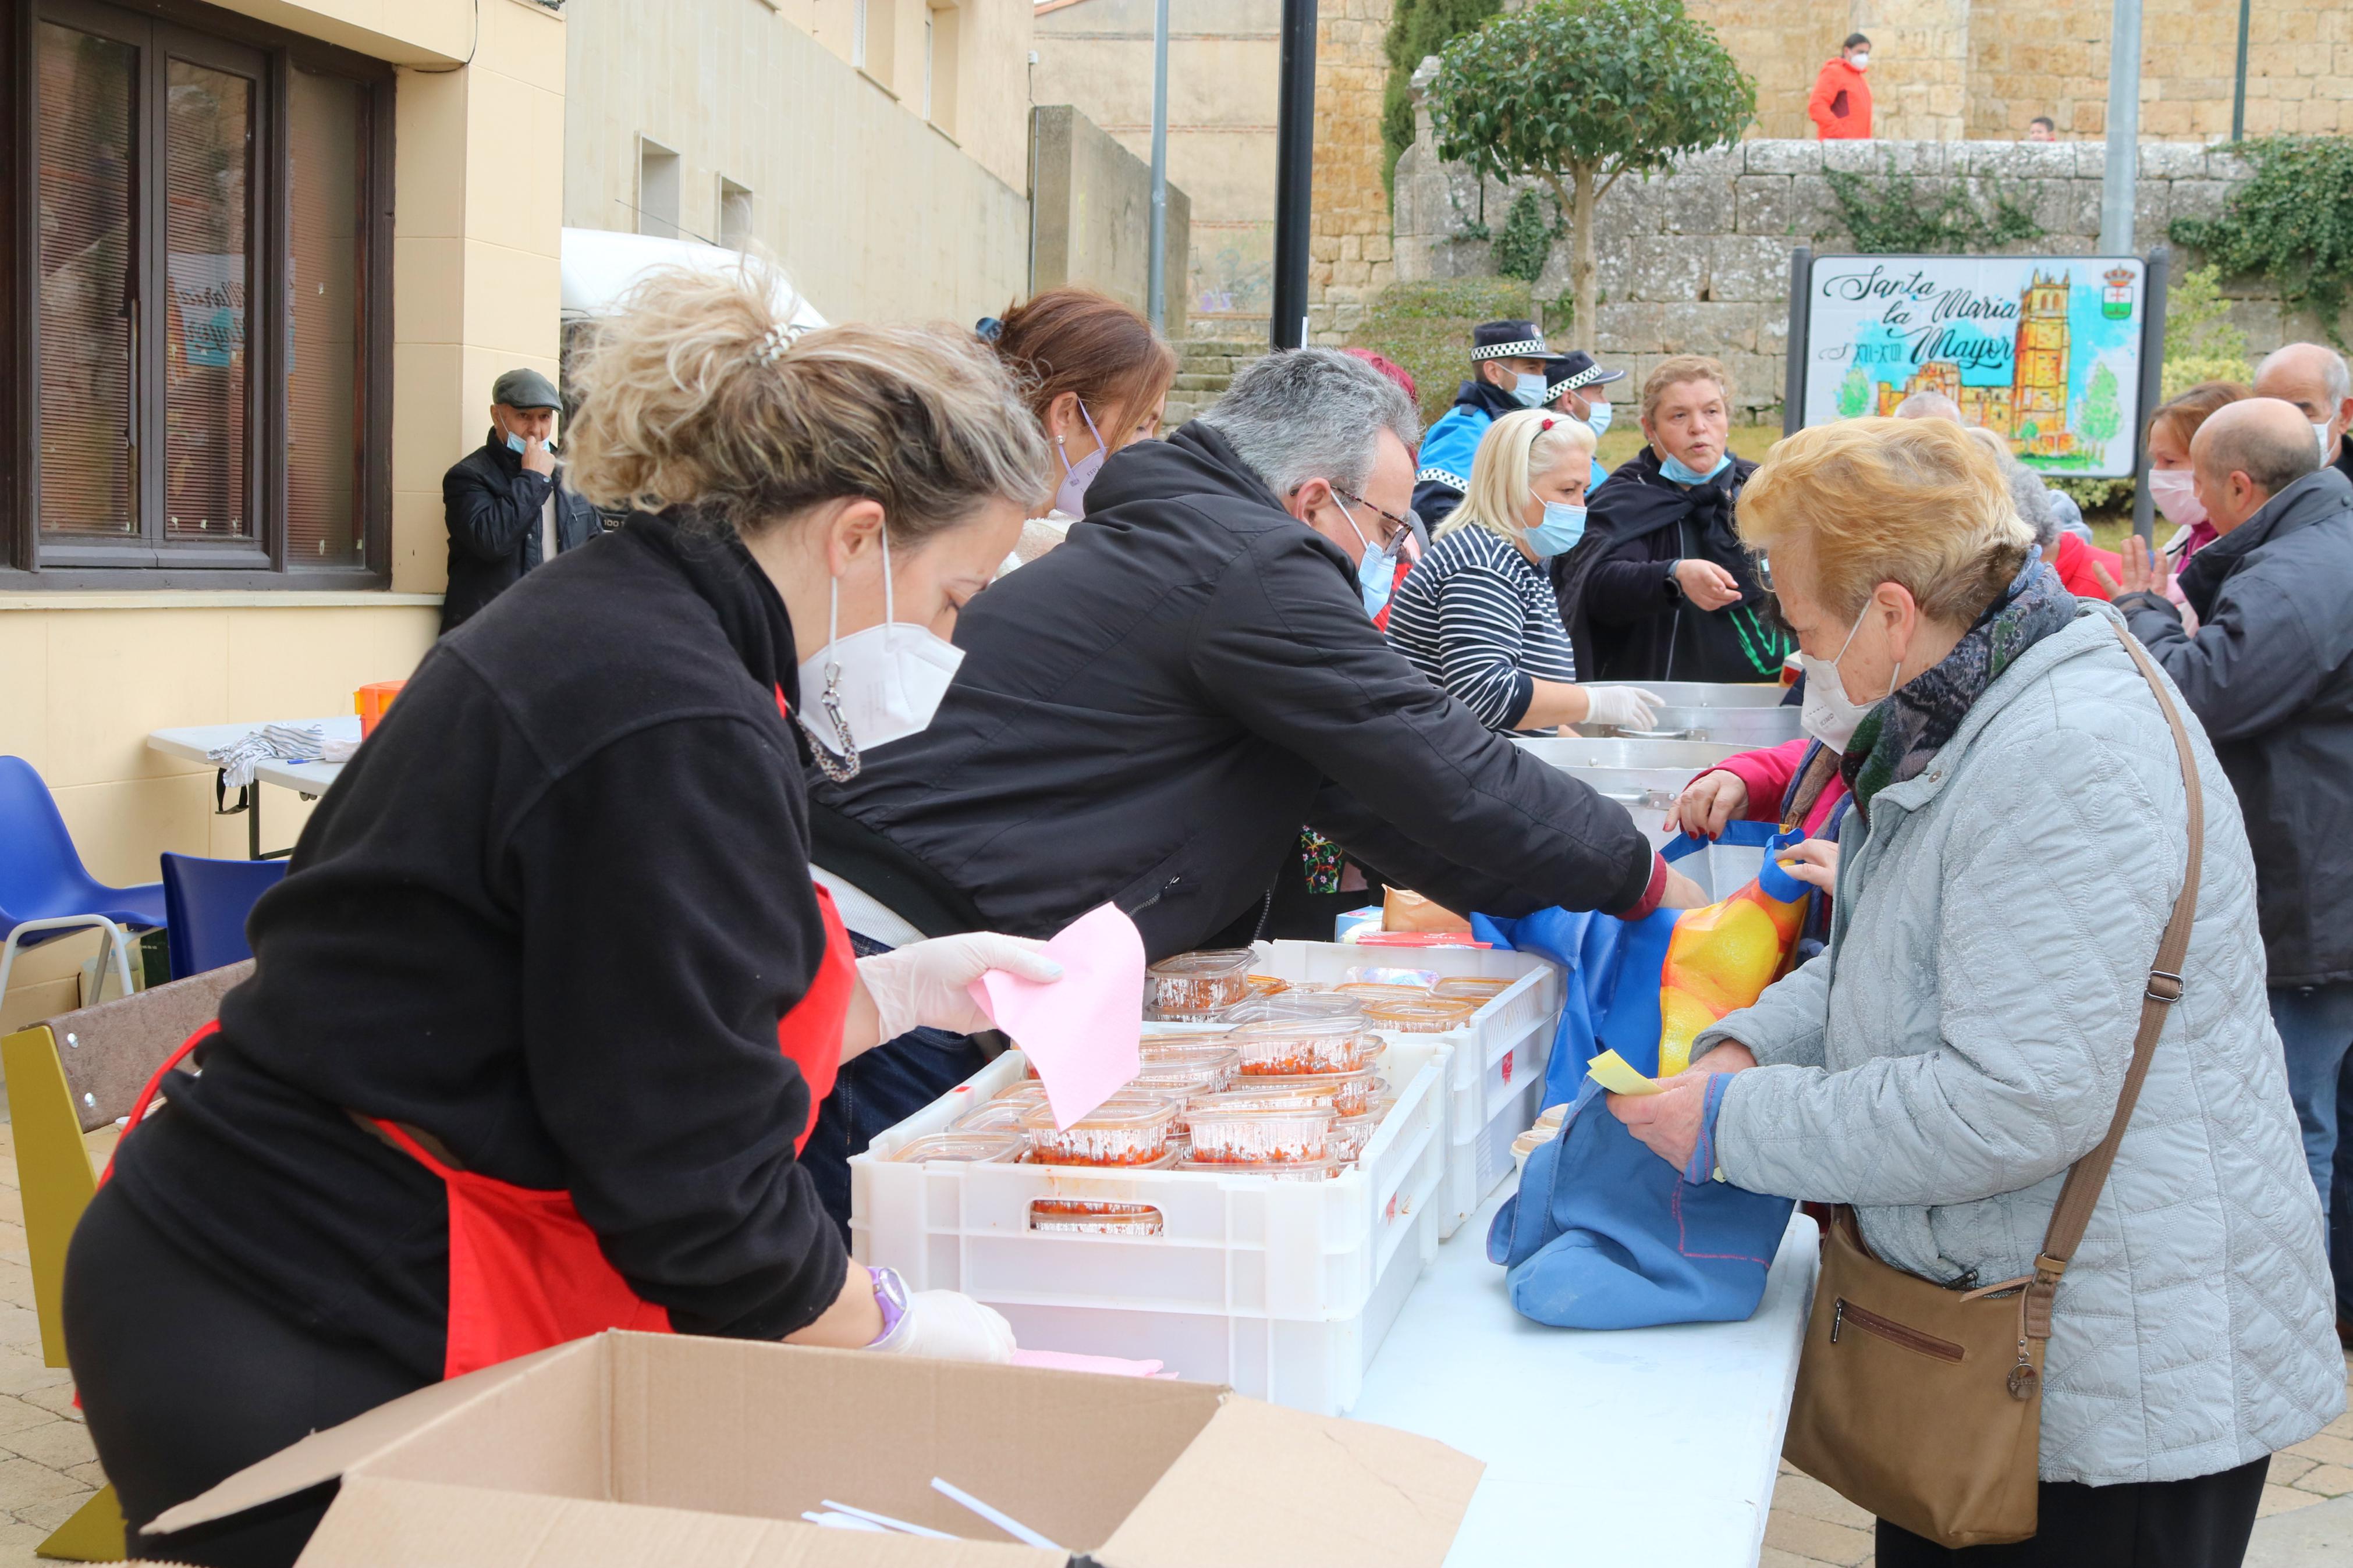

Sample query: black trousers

[63,1181,428,1568]
[1874,1453,2272,1567]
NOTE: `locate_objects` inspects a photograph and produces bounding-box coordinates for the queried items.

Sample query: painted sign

[1797,254,2148,479]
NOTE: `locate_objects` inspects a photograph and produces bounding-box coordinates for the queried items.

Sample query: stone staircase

[1163,339,1265,429]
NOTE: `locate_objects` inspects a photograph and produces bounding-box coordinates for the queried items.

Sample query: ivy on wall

[1493,191,1563,282]
[1381,0,1502,201]
[2171,137,2353,349]
[1818,159,2042,254]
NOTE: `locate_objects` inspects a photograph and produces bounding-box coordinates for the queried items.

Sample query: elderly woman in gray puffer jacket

[1610,417,2343,1568]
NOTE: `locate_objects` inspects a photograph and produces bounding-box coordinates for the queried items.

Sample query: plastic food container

[1244,973,1291,997]
[1431,976,1512,1003]
[1184,1096,1337,1164]
[1331,1110,1380,1162]
[951,1098,1030,1133]
[1361,998,1479,1034]
[1175,1157,1344,1182]
[1027,1201,1167,1236]
[1146,949,1256,1019]
[1223,1066,1380,1117]
[1131,1040,1241,1087]
[1333,981,1432,1001]
[1229,1016,1380,1076]
[892,1131,1021,1164]
[1020,1096,1181,1166]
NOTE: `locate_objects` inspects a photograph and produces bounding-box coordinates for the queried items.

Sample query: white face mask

[1796,599,1897,751]
[2316,422,2336,465]
[1052,400,1108,517]
[2145,468,2206,528]
[794,528,966,782]
[1849,51,1869,70]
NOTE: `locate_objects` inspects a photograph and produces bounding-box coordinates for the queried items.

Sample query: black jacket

[441,431,606,632]
[109,515,848,1381]
[813,422,1660,960]
[2120,465,2353,986]
[1550,447,1788,684]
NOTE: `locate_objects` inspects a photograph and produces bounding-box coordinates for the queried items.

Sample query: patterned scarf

[1840,557,2077,819]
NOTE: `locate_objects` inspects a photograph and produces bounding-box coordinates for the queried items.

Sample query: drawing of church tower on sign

[2011,271,2076,458]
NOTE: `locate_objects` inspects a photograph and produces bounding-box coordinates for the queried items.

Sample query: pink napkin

[966,902,1145,1129]
[1012,1349,1178,1379]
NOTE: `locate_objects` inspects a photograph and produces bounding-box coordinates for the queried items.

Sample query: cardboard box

[148,1332,1482,1567]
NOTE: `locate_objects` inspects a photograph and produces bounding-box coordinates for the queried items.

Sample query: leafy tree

[2078,362,2121,453]
[1426,0,1754,353]
[1835,365,1869,419]
[1381,0,1502,200]
[2160,263,2251,398]
[1493,190,1559,282]
[2172,137,2353,350]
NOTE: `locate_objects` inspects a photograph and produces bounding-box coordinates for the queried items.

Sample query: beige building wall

[1305,0,1394,344]
[562,0,1031,326]
[1680,0,2353,143]
[1033,0,1281,336]
[1,0,567,1029]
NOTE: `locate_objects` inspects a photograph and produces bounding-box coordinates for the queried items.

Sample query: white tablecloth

[1352,1190,1819,1567]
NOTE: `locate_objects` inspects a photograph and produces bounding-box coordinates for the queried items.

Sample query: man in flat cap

[1410,319,1555,527]
[439,368,606,634]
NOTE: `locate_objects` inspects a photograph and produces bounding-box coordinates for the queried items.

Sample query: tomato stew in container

[1185,1096,1337,1164]
[1244,973,1290,997]
[1145,948,1256,1019]
[1219,1066,1380,1117]
[1229,1016,1379,1076]
[892,1131,1023,1164]
[1361,997,1478,1034]
[1131,1040,1241,1091]
[1020,1095,1181,1166]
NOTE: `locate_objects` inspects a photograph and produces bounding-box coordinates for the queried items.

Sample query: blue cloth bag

[1475,823,1798,1329]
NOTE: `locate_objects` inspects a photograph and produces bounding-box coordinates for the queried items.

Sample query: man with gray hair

[2112,396,2353,1345]
[812,346,1695,962]
[2253,340,2353,489]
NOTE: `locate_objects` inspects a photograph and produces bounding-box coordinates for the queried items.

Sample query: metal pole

[2099,0,2142,254]
[1271,0,1316,350]
[2230,0,2251,141]
[1147,0,1170,330]
[2132,246,2171,546]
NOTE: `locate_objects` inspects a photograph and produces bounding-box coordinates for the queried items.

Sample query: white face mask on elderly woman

[794,527,966,783]
[1797,599,1896,751]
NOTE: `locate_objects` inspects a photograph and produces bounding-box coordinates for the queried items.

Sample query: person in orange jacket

[1808,34,1872,140]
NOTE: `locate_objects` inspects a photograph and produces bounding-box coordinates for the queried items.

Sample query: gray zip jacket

[1698,603,2343,1485]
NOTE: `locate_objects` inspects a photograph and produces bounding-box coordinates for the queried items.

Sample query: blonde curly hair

[563,263,1050,542]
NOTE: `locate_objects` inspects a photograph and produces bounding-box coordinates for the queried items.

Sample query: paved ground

[0,1109,2340,1566]
[1763,1355,2353,1567]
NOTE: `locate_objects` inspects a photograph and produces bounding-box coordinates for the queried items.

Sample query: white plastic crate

[850,1039,1449,1417]
[1165,940,1563,1239]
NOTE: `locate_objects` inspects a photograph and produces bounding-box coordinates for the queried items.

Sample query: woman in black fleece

[64,271,1062,1568]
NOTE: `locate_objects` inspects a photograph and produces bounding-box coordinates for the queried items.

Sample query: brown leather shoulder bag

[1782,623,2203,1548]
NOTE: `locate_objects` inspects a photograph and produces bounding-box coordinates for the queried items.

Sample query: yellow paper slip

[1585,1049,1666,1096]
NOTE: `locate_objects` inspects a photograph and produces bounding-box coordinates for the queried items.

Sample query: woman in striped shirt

[1387,409,1661,735]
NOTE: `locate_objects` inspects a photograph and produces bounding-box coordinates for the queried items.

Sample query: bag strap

[2022,621,2203,1340]
[1780,744,1844,834]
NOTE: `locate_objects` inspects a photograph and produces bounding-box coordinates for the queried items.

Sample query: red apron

[110,887,857,1382]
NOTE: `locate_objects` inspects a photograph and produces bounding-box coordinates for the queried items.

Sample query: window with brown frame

[2,0,392,587]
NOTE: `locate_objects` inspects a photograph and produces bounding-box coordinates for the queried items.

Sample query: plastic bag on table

[1478,820,1809,1329]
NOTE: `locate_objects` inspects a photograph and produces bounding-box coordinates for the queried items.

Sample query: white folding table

[147,717,358,859]
[1352,1192,1819,1567]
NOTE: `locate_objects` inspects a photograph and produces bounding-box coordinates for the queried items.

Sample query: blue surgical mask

[1335,496,1400,620]
[1581,399,1614,436]
[1511,372,1548,409]
[505,430,528,456]
[1525,501,1588,558]
[1659,449,1733,485]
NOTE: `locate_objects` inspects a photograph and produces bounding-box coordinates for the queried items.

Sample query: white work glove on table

[872,1290,1018,1364]
[1581,686,1664,731]
[857,933,1063,1041]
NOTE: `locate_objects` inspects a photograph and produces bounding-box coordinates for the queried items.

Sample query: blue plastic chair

[0,758,168,1014]
[159,853,286,980]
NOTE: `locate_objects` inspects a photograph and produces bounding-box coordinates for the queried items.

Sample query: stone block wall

[1394,125,2330,422]
[1305,0,1398,344]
